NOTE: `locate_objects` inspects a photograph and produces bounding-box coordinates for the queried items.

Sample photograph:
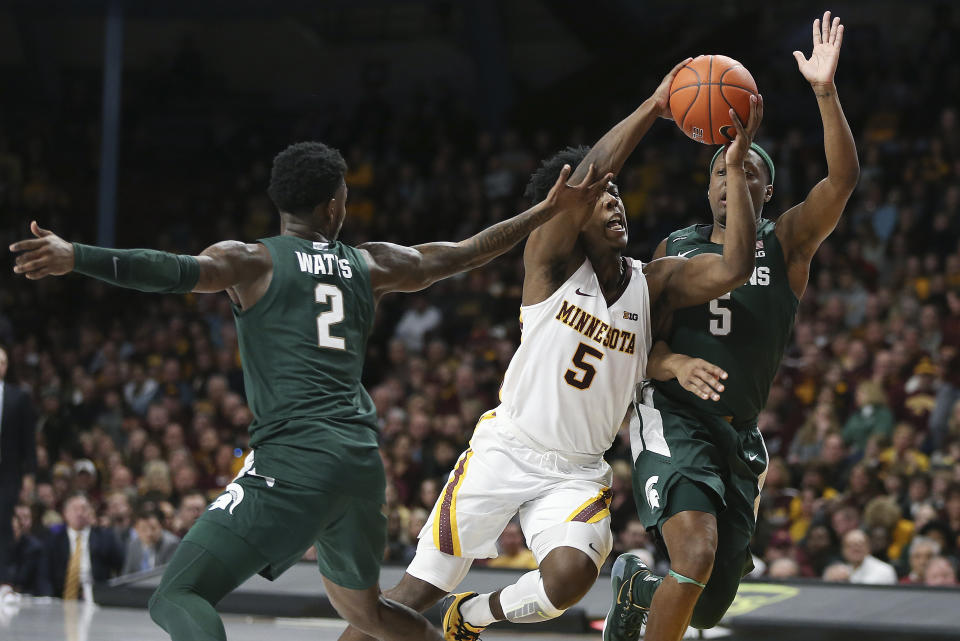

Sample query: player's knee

[382,576,447,612]
[540,550,597,609]
[671,535,717,581]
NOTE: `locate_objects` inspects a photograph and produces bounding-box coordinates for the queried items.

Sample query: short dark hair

[524,145,591,203]
[267,142,347,216]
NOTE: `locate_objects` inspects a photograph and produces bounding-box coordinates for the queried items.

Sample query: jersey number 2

[315,284,346,350]
[564,343,604,390]
[709,292,732,336]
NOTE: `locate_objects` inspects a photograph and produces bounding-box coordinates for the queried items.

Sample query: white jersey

[495,258,652,456]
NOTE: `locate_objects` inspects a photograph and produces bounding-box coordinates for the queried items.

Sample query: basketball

[669,55,758,145]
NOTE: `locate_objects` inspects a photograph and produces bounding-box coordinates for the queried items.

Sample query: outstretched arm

[523,59,691,303]
[361,164,612,299]
[646,95,763,311]
[647,341,728,401]
[776,12,859,293]
[10,221,271,299]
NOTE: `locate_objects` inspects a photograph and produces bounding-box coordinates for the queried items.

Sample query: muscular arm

[776,13,859,296]
[10,221,273,309]
[361,164,611,300]
[523,60,691,303]
[360,200,558,298]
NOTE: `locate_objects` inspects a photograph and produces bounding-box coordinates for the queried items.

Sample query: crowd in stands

[2,6,960,598]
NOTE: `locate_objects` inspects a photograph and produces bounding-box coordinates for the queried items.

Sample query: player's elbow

[830,162,860,194]
[721,258,754,289]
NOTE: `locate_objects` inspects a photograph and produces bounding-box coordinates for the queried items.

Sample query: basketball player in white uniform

[338,63,764,641]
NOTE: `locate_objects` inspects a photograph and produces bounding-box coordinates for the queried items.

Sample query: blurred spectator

[1,503,48,595]
[44,493,123,598]
[486,522,537,570]
[878,424,930,476]
[768,557,800,580]
[901,536,940,584]
[0,345,37,582]
[842,529,897,585]
[923,556,958,587]
[842,381,895,454]
[121,510,180,575]
[822,562,852,583]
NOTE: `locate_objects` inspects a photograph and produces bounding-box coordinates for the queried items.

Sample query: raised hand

[650,57,694,119]
[9,220,75,279]
[793,10,844,86]
[724,93,764,167]
[542,163,615,214]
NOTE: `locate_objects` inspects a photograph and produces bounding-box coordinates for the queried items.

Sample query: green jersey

[653,218,798,424]
[233,235,383,499]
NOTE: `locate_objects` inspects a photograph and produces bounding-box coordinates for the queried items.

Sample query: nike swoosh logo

[588,542,599,554]
[113,256,119,278]
[575,288,595,297]
[679,249,697,258]
[748,453,759,461]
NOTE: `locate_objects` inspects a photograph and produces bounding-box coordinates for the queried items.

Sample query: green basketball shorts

[186,465,386,590]
[628,386,768,564]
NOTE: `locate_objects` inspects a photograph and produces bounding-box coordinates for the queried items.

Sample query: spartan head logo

[208,482,244,515]
[644,476,661,510]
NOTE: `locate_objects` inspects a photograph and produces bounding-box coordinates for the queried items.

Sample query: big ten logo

[691,126,704,141]
[623,311,639,321]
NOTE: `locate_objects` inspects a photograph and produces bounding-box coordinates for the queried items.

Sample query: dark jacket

[0,383,37,490]
[44,526,124,596]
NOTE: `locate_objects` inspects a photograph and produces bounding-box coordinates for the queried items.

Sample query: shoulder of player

[201,240,272,267]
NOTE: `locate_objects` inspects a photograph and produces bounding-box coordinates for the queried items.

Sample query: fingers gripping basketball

[669,55,758,145]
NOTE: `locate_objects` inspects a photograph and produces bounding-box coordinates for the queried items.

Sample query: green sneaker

[602,553,659,641]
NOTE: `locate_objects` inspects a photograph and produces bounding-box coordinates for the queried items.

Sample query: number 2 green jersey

[232,235,383,499]
[653,218,799,424]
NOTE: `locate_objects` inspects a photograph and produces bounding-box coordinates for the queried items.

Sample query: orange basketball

[669,55,758,145]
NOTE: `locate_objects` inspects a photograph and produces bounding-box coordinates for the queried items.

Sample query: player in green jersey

[9,141,612,641]
[603,12,860,641]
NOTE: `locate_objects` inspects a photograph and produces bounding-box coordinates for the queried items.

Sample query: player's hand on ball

[543,163,615,215]
[650,57,693,120]
[793,11,843,87]
[9,221,75,279]
[674,357,728,402]
[723,93,763,167]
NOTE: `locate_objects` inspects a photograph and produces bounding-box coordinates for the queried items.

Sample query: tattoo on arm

[464,206,554,256]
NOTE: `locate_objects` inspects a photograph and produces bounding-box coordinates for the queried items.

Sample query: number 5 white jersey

[495,258,652,456]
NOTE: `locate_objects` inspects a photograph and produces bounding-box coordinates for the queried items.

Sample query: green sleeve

[72,243,200,294]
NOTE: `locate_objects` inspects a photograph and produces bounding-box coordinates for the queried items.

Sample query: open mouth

[719,192,727,206]
[606,214,626,232]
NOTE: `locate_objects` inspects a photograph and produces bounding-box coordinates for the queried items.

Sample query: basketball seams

[706,56,714,144]
[678,85,701,130]
[671,82,758,93]
[671,61,702,132]
[669,55,756,145]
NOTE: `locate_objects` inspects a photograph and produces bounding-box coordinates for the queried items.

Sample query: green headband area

[709,143,775,185]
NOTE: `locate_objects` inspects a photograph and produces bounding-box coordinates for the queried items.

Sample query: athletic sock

[630,570,663,607]
[459,592,496,627]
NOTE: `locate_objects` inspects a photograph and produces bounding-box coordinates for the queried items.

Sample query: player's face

[707,150,772,228]
[580,182,628,252]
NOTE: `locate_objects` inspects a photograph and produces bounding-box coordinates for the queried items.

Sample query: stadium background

[1,0,959,636]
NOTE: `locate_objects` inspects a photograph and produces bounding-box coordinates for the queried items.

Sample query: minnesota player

[604,13,859,641]
[9,141,612,641]
[339,63,763,641]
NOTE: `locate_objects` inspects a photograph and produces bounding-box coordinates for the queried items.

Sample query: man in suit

[45,493,124,598]
[0,345,37,584]
[122,510,180,575]
[3,503,50,594]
